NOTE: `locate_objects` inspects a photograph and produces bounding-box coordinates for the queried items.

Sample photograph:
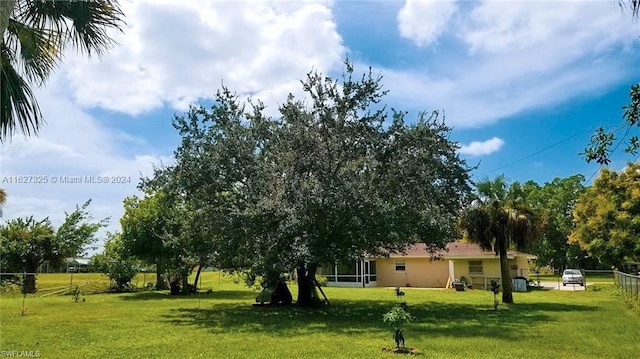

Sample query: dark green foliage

[0,200,106,293]
[460,175,541,304]
[92,232,138,291]
[119,192,181,291]
[153,60,473,305]
[520,175,586,269]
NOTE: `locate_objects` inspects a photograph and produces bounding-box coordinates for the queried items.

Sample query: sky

[1,0,639,249]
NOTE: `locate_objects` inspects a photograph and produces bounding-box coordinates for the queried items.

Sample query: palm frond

[1,44,44,140]
[620,0,640,18]
[0,188,6,217]
[506,208,541,251]
[460,206,495,252]
[476,175,507,203]
[18,0,125,56]
[5,18,61,85]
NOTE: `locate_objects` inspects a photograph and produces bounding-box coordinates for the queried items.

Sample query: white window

[469,260,483,274]
[395,261,406,272]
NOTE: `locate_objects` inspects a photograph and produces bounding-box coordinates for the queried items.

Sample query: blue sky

[1,0,639,243]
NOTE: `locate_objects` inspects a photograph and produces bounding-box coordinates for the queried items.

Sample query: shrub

[92,233,139,291]
[383,306,413,349]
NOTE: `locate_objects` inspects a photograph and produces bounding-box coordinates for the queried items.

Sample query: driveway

[537,281,585,291]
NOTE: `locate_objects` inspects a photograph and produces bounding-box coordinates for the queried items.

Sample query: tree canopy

[520,175,586,269]
[569,162,640,268]
[0,200,107,292]
[148,61,474,305]
[91,232,139,291]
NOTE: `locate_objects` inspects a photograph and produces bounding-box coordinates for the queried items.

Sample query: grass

[533,273,614,285]
[1,272,639,358]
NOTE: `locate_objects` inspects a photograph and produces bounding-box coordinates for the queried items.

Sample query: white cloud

[460,0,632,56]
[386,0,640,127]
[63,0,344,115]
[0,83,172,239]
[0,0,345,250]
[397,0,458,47]
[459,137,504,156]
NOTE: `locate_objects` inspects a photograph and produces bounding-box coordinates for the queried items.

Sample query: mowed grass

[1,272,639,359]
[534,273,615,285]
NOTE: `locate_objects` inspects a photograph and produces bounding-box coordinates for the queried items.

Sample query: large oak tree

[163,61,474,306]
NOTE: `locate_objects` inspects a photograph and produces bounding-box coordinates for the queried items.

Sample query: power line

[477,128,592,177]
[586,165,602,183]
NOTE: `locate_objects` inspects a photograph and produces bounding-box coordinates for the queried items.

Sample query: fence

[614,270,640,297]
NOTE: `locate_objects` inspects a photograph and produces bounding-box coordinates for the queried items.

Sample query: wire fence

[614,270,640,297]
[1,272,125,297]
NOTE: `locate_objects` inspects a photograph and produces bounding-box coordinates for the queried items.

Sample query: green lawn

[1,272,638,359]
[533,272,614,285]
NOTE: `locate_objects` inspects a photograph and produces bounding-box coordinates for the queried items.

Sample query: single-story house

[37,257,92,273]
[317,241,536,290]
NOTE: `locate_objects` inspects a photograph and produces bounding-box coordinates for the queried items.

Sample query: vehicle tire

[563,282,566,286]
[580,283,584,286]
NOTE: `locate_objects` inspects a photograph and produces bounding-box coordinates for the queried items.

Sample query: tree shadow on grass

[118,290,256,301]
[159,298,597,339]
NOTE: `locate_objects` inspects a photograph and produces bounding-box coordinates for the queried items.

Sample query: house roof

[387,242,537,260]
[67,258,91,266]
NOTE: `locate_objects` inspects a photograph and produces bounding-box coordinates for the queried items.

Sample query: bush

[383,306,414,349]
[92,233,139,291]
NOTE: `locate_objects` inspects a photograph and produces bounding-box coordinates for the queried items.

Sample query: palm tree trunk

[0,0,16,38]
[499,244,514,303]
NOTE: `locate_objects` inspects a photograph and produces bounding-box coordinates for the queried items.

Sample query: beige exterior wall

[366,253,534,289]
[451,258,502,289]
[376,257,449,288]
[515,255,531,278]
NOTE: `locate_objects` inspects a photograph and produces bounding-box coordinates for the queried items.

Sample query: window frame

[394,260,406,272]
[468,260,483,274]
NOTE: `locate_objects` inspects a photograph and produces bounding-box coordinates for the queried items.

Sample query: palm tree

[619,0,639,16]
[1,0,125,141]
[460,175,540,304]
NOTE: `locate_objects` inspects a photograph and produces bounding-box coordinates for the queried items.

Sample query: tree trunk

[181,272,190,294]
[23,273,36,294]
[20,263,38,294]
[155,258,168,290]
[193,264,203,291]
[0,0,16,40]
[296,262,320,307]
[499,245,514,304]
